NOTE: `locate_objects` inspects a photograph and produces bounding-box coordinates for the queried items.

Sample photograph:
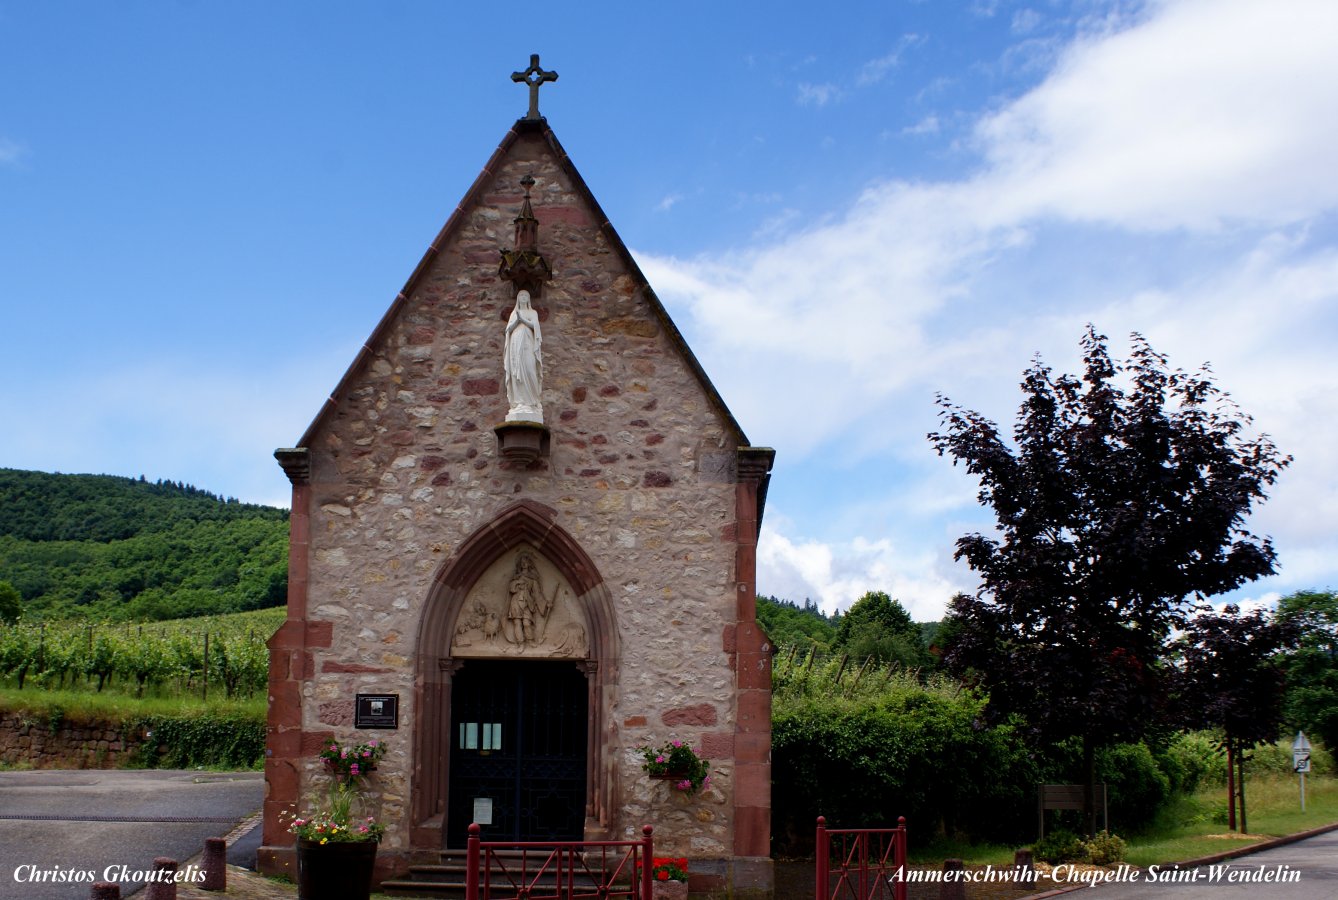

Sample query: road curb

[1016,820,1338,899]
[1154,820,1338,870]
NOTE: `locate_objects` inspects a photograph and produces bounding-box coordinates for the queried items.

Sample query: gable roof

[295,117,749,450]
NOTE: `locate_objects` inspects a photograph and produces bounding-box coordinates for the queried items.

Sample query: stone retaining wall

[0,712,151,768]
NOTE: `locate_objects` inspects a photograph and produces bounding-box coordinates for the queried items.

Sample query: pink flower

[350,763,361,776]
[676,780,691,791]
[369,740,379,747]
[359,825,369,833]
[655,755,665,763]
[341,749,349,759]
[671,741,683,748]
[362,751,371,758]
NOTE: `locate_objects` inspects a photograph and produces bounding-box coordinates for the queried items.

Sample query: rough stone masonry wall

[291,128,744,861]
[0,713,147,768]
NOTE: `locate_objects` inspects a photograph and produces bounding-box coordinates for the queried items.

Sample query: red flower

[657,871,669,881]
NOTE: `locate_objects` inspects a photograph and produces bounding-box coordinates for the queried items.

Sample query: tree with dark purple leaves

[929,327,1290,835]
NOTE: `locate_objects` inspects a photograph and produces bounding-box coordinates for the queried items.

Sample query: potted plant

[637,740,711,795]
[290,738,387,900]
[643,857,689,900]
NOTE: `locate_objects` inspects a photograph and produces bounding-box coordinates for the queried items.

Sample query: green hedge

[769,650,1323,847]
[772,657,1042,850]
[134,710,265,769]
[0,693,264,770]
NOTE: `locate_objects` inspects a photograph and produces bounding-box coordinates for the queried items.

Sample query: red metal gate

[816,816,908,900]
[464,822,655,900]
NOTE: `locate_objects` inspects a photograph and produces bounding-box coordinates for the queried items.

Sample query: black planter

[296,838,378,900]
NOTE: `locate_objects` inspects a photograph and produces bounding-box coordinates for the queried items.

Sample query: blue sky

[3,1,1335,620]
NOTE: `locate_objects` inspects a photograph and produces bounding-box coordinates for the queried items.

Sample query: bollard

[1012,849,1036,890]
[201,837,227,891]
[938,858,966,900]
[145,856,179,900]
[90,883,121,900]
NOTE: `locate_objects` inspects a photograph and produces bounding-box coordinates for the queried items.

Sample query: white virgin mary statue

[504,289,543,423]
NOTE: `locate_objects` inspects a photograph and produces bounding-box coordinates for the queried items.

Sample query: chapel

[260,57,775,897]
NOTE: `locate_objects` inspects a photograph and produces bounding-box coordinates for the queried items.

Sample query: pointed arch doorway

[446,658,588,845]
[412,501,619,851]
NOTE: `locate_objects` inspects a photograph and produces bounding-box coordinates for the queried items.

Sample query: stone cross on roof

[512,54,558,120]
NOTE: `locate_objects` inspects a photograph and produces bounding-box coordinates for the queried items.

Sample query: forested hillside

[757,592,941,669]
[0,469,288,621]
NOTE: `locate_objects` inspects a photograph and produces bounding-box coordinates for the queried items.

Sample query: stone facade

[260,116,774,897]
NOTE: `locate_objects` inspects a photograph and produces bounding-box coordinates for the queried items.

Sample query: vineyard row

[0,620,272,699]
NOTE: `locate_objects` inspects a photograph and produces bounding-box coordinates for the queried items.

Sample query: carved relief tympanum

[451,546,587,659]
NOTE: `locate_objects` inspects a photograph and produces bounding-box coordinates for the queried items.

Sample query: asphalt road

[0,769,262,900]
[1078,828,1338,900]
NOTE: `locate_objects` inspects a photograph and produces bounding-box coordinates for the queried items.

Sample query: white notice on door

[473,797,494,825]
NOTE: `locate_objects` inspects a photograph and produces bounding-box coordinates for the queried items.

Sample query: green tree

[1276,589,1338,750]
[0,579,21,624]
[756,595,836,650]
[834,591,926,668]
[930,329,1290,833]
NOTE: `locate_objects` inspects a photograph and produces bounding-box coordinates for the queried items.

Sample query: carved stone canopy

[450,545,589,660]
[499,175,553,295]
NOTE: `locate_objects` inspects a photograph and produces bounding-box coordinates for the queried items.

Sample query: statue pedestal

[494,421,549,464]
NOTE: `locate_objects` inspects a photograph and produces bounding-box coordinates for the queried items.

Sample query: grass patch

[908,839,1018,867]
[921,774,1337,869]
[1120,774,1338,866]
[0,685,265,722]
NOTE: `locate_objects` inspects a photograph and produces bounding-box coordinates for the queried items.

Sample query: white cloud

[976,0,1338,230]
[656,193,683,212]
[1011,9,1043,35]
[796,82,841,107]
[857,35,927,86]
[758,521,967,620]
[902,115,940,136]
[0,137,26,166]
[642,0,1338,615]
[2,350,355,508]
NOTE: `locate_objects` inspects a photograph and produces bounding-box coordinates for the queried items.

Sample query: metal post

[895,817,907,900]
[815,816,828,900]
[466,823,480,900]
[857,829,868,900]
[642,825,654,900]
[1225,738,1236,831]
[1238,751,1248,835]
[1300,771,1306,812]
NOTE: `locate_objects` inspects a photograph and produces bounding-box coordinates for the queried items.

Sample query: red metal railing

[464,823,655,900]
[815,816,908,900]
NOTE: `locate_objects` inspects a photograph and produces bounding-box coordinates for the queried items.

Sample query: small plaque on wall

[355,693,399,729]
